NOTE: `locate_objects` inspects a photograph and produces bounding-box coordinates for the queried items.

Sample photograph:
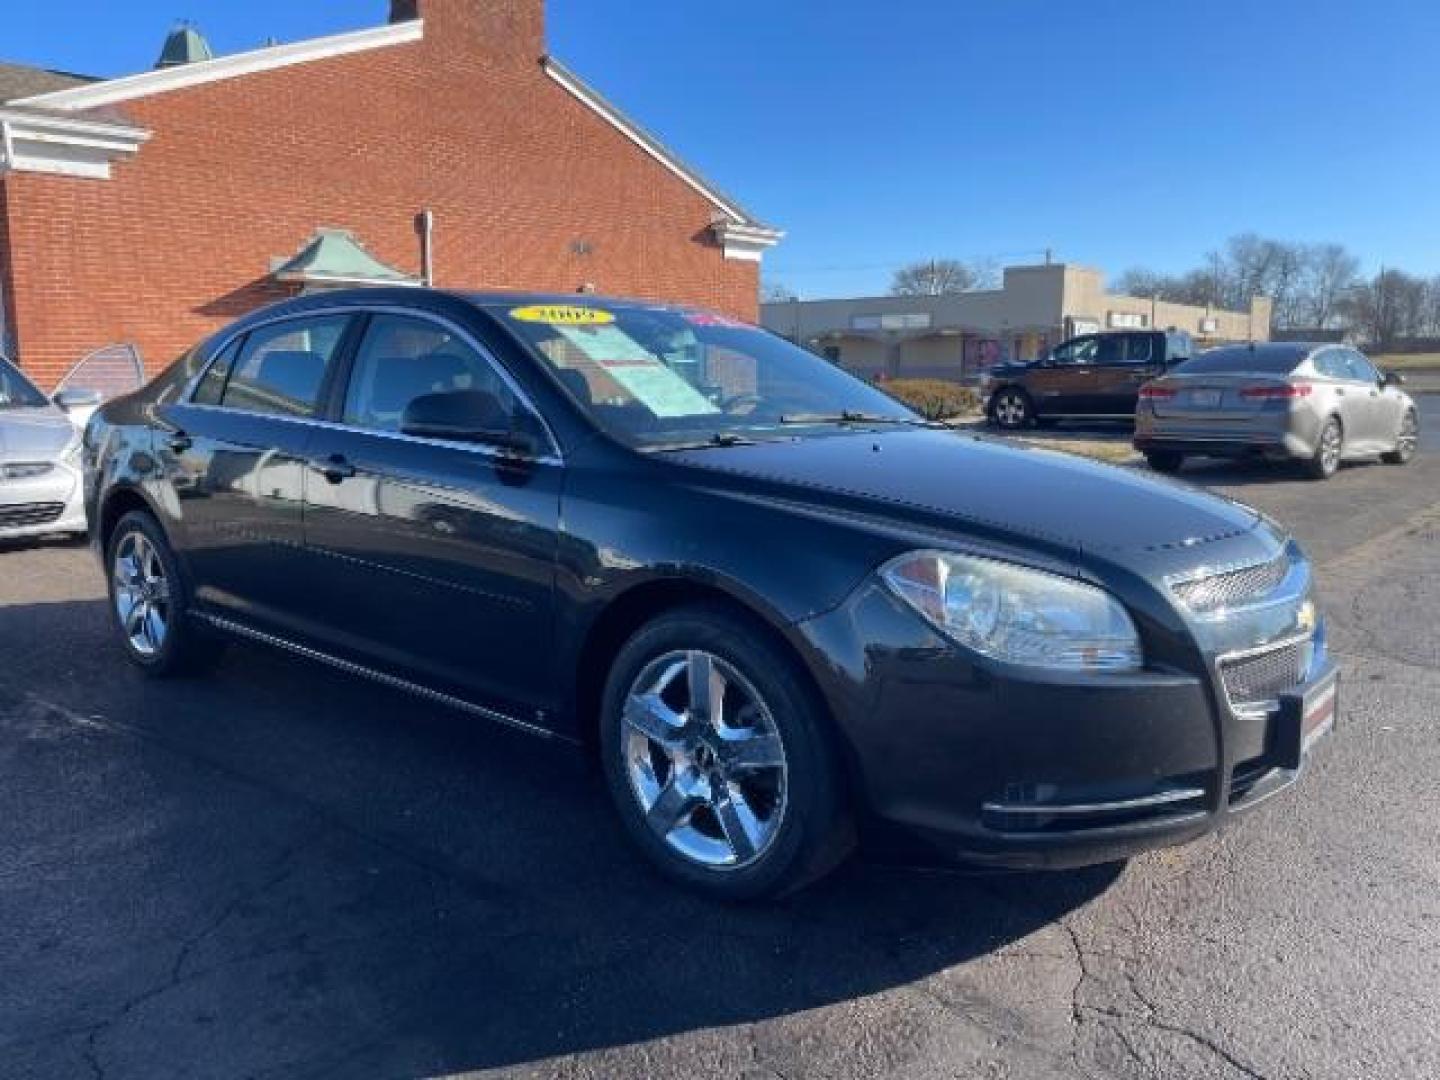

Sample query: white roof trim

[543,58,754,227]
[0,108,150,179]
[14,20,424,112]
[712,219,784,263]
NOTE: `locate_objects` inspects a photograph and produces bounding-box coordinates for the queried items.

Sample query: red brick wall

[0,0,761,388]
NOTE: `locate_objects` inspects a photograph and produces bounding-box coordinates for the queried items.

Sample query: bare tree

[1302,244,1360,328]
[890,259,984,296]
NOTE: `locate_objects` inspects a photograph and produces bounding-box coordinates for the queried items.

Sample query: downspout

[417,208,435,286]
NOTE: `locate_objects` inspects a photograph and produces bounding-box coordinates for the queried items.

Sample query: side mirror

[400,390,538,456]
[1382,371,1406,387]
[54,387,103,410]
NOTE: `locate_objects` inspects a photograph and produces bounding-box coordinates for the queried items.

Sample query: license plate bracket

[1274,668,1338,770]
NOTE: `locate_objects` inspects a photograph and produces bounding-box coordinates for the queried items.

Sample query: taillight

[1139,385,1177,400]
[1240,384,1312,400]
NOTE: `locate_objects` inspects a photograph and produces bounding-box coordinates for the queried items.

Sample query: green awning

[271,228,419,288]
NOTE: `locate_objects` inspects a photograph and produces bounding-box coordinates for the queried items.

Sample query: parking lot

[2,397,1437,1080]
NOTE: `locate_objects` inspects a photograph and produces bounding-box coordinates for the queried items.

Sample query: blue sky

[6,0,1439,298]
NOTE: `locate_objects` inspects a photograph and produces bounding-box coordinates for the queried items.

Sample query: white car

[0,357,98,541]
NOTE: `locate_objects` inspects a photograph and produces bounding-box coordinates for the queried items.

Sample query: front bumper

[0,462,86,540]
[797,579,1334,869]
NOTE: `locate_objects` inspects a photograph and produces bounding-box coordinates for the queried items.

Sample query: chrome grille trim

[1218,633,1311,714]
[1169,552,1289,615]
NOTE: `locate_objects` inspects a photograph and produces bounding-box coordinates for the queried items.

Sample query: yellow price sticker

[510,305,615,326]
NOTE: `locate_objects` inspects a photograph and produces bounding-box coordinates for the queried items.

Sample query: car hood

[668,429,1265,563]
[0,408,76,462]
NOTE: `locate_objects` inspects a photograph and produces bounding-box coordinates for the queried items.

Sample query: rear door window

[220,316,352,417]
[1125,335,1156,365]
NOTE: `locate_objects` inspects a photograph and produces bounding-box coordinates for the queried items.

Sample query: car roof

[1201,342,1329,360]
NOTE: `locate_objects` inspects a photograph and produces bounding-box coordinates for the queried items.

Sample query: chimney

[393,1,545,61]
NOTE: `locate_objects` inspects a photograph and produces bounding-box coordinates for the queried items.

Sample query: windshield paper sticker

[555,326,720,418]
[510,305,615,326]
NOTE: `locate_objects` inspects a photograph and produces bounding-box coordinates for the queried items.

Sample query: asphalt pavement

[2,399,1437,1080]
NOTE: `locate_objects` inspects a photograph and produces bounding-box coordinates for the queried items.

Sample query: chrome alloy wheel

[113,531,170,658]
[1319,420,1343,474]
[621,650,789,870]
[993,391,1028,428]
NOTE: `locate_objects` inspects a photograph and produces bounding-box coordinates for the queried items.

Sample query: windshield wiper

[778,411,948,430]
[648,432,763,451]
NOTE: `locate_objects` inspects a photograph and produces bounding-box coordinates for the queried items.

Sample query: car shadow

[1,598,1122,1077]
[1173,455,1389,488]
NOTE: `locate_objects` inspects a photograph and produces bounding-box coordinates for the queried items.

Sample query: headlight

[880,551,1142,672]
[62,433,84,468]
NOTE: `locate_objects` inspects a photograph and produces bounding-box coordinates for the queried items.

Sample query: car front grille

[0,502,66,529]
[1219,638,1309,711]
[1,462,55,480]
[1170,553,1289,615]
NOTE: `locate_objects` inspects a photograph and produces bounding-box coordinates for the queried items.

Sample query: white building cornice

[711,219,785,263]
[0,108,151,179]
[14,20,424,112]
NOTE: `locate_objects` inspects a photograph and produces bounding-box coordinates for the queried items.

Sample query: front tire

[1382,409,1418,465]
[1306,417,1343,480]
[990,388,1034,430]
[599,605,851,900]
[106,510,224,676]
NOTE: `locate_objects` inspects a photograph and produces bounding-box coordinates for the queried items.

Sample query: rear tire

[599,605,852,901]
[1144,450,1185,474]
[1305,417,1343,480]
[105,510,224,677]
[1382,409,1418,465]
[990,388,1034,430]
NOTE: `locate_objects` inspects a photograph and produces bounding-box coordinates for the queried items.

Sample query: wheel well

[97,488,154,555]
[571,580,829,757]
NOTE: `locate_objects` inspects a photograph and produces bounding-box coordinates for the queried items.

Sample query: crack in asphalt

[80,835,318,1080]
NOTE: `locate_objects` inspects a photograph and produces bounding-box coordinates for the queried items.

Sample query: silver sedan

[1134,342,1418,480]
[0,357,99,540]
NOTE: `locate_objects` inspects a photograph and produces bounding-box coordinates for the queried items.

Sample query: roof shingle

[0,62,96,104]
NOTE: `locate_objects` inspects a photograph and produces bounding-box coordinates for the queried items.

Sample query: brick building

[0,0,781,388]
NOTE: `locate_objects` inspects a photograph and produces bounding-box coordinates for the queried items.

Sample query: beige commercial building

[762,263,1272,382]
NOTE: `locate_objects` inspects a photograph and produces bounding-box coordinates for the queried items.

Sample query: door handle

[310,454,357,484]
[165,432,192,454]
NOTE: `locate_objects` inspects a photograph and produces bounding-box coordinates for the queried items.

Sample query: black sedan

[84,289,1337,899]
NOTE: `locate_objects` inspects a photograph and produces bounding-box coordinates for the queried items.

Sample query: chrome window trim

[178,303,564,464]
[179,402,564,468]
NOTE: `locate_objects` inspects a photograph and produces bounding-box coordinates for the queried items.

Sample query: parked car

[1134,342,1419,479]
[0,356,101,541]
[86,290,1337,899]
[983,330,1193,428]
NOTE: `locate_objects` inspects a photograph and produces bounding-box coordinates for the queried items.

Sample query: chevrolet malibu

[85,290,1338,899]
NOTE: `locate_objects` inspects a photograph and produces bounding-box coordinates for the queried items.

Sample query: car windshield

[491,301,918,447]
[0,358,49,409]
[1176,347,1302,376]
